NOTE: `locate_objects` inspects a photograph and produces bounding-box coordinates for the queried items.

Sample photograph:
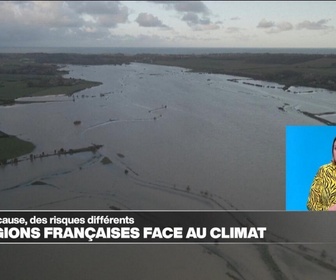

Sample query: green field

[0,133,35,163]
[145,53,336,91]
[0,54,101,105]
[0,74,101,105]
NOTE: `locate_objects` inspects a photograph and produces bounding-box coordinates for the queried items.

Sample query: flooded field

[2,62,329,210]
[1,63,336,279]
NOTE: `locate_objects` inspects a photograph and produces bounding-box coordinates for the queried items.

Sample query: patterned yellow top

[307,162,336,211]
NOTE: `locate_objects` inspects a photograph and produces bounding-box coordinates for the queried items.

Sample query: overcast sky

[0,1,335,49]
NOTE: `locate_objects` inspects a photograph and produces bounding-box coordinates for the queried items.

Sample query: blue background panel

[286,126,336,211]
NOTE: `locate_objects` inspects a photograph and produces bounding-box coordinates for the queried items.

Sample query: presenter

[307,137,336,211]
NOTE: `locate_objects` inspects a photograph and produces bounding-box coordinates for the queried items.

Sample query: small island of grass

[0,131,35,164]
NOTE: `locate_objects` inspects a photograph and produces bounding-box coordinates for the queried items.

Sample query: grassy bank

[0,132,35,164]
[0,74,101,105]
[142,53,336,92]
[0,54,101,105]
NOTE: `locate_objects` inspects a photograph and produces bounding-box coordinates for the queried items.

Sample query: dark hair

[332,137,336,155]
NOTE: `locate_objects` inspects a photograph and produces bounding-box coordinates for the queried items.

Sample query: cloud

[0,1,85,46]
[275,22,293,32]
[296,19,332,30]
[171,1,209,14]
[257,19,275,29]
[258,18,334,34]
[0,1,130,29]
[155,1,210,15]
[230,17,240,21]
[68,1,121,15]
[0,2,83,28]
[151,1,220,31]
[181,12,220,31]
[267,22,293,34]
[135,13,169,28]
[67,1,129,28]
[0,23,47,46]
[182,12,200,25]
[0,1,133,47]
[257,19,293,33]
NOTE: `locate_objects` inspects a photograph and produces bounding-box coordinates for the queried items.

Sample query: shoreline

[2,52,336,92]
[142,53,336,93]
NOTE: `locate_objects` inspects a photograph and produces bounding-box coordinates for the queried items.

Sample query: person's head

[332,137,336,163]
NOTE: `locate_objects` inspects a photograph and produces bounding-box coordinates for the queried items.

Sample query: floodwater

[2,62,330,210]
[1,63,336,279]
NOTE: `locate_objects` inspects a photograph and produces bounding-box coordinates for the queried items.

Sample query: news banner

[0,211,334,244]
